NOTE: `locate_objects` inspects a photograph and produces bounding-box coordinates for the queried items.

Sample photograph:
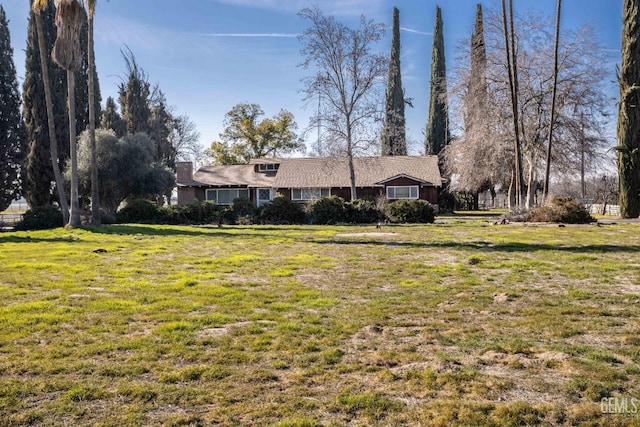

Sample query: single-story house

[176,156,442,208]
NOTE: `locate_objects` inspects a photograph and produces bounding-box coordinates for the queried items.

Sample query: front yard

[0,222,639,425]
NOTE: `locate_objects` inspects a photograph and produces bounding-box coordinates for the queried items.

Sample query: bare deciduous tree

[170,114,203,168]
[447,5,610,210]
[298,6,387,200]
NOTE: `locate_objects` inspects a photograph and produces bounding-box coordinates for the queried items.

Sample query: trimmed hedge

[116,199,166,224]
[385,199,435,224]
[260,195,306,224]
[15,205,64,230]
[113,196,437,225]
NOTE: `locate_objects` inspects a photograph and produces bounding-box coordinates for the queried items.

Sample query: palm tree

[52,0,85,227]
[32,0,70,224]
[85,0,99,225]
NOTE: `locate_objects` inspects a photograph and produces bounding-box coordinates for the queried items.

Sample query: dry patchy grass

[0,222,639,425]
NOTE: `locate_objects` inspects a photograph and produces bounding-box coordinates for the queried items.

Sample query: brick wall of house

[176,162,193,184]
[178,187,199,205]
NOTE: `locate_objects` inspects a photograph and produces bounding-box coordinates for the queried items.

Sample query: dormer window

[258,163,279,172]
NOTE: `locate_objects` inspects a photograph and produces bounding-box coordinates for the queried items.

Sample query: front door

[257,188,274,207]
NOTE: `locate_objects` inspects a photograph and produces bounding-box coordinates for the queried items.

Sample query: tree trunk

[347,142,357,201]
[543,0,562,202]
[35,12,69,224]
[618,0,640,218]
[67,71,81,227]
[88,12,99,225]
[502,0,524,210]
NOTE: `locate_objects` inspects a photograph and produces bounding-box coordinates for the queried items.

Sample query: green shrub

[15,205,64,230]
[349,199,385,224]
[385,199,435,223]
[529,197,594,224]
[260,195,306,224]
[231,197,255,223]
[164,201,229,225]
[116,199,167,223]
[308,196,349,225]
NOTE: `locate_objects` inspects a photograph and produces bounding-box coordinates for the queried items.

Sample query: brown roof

[273,156,442,188]
[189,156,441,188]
[192,164,275,187]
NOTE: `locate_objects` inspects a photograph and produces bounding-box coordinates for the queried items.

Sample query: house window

[206,188,249,205]
[291,188,331,201]
[258,163,279,172]
[386,185,419,200]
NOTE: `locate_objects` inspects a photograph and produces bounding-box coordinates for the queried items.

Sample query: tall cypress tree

[468,4,487,125]
[618,0,640,218]
[382,7,406,156]
[0,6,25,211]
[425,6,449,156]
[76,12,101,136]
[23,1,68,208]
[23,1,96,209]
[101,96,126,137]
[118,49,151,135]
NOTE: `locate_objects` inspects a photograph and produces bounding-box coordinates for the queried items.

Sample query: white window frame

[258,163,279,172]
[291,188,331,201]
[257,188,275,207]
[386,185,419,200]
[205,188,249,205]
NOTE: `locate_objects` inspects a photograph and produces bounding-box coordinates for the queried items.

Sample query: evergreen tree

[148,90,175,170]
[468,4,487,124]
[425,6,449,156]
[100,96,126,137]
[0,6,25,211]
[382,7,406,156]
[617,0,640,218]
[118,49,151,135]
[86,0,100,225]
[23,1,96,212]
[23,1,68,209]
[75,10,101,136]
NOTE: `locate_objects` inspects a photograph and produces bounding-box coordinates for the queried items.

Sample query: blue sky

[2,0,622,157]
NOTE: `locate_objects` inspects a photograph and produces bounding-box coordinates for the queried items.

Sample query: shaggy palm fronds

[52,0,85,71]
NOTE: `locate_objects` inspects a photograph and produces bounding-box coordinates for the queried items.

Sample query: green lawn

[0,222,639,426]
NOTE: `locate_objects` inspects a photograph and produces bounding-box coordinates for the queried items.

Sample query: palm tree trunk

[88,11,99,225]
[67,70,81,227]
[35,11,69,224]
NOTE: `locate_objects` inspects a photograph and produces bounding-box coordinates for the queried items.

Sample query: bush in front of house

[116,199,168,224]
[385,199,435,224]
[15,205,64,230]
[164,201,230,225]
[308,196,349,224]
[349,198,385,224]
[529,197,594,224]
[230,197,255,223]
[260,195,306,224]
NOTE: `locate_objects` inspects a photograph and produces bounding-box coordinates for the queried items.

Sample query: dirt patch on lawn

[335,232,398,238]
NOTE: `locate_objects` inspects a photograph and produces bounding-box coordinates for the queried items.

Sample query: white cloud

[94,15,164,51]
[401,26,431,37]
[201,33,299,38]
[209,0,386,16]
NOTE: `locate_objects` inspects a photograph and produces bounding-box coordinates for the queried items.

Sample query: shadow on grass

[0,223,320,243]
[0,235,85,244]
[82,224,316,237]
[318,238,640,254]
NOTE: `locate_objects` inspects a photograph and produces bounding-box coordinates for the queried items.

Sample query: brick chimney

[176,162,193,183]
